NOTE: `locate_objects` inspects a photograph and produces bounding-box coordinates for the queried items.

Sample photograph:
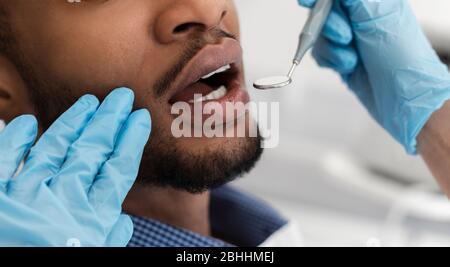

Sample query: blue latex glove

[298,0,450,154]
[0,88,151,246]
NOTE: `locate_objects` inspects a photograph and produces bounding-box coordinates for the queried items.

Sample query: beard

[139,127,263,193]
[6,29,264,194]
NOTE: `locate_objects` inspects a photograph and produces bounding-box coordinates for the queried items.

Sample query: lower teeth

[189,86,227,103]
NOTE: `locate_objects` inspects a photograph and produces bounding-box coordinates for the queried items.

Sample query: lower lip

[172,81,250,126]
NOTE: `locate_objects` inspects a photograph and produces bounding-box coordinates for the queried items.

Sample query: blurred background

[233,0,450,246]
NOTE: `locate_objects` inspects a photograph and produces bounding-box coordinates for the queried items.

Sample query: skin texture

[0,0,262,237]
[418,102,450,198]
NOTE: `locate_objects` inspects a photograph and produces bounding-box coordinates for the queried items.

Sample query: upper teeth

[189,86,227,103]
[201,64,231,80]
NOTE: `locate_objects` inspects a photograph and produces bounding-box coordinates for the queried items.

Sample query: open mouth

[167,39,249,107]
[169,63,239,104]
[166,38,250,127]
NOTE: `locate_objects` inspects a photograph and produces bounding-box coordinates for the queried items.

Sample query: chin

[175,112,255,149]
[136,117,263,193]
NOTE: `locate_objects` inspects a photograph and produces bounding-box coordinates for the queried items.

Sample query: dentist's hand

[0,88,151,246]
[298,0,450,154]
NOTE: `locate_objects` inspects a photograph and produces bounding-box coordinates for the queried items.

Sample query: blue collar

[127,186,288,247]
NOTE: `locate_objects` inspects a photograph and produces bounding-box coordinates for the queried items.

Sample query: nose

[154,0,228,44]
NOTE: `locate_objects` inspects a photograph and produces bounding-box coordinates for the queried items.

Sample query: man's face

[4,0,262,193]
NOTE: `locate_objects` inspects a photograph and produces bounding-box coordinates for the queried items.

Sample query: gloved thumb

[0,115,37,192]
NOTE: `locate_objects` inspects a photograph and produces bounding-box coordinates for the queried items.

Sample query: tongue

[170,82,214,104]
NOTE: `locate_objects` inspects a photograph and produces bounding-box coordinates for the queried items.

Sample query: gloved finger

[344,65,377,118]
[322,8,353,45]
[312,36,359,75]
[89,109,151,231]
[104,214,134,247]
[0,115,38,193]
[10,95,99,194]
[49,88,134,197]
[298,0,353,45]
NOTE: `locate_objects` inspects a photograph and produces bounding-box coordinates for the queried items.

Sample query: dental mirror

[253,63,298,90]
[253,0,333,90]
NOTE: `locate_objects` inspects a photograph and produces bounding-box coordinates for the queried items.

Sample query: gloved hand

[298,0,450,154]
[0,88,151,246]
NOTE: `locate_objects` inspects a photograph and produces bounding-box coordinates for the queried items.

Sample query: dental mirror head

[253,76,292,90]
[253,62,298,90]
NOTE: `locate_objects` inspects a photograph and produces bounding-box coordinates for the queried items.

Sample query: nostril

[173,22,205,34]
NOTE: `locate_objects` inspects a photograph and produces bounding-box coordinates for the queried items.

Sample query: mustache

[153,28,237,97]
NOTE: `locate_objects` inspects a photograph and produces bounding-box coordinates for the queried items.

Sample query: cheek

[32,5,157,94]
[36,17,180,102]
[224,1,240,40]
[46,26,147,90]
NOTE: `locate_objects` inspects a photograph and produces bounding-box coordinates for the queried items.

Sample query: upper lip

[167,38,243,102]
